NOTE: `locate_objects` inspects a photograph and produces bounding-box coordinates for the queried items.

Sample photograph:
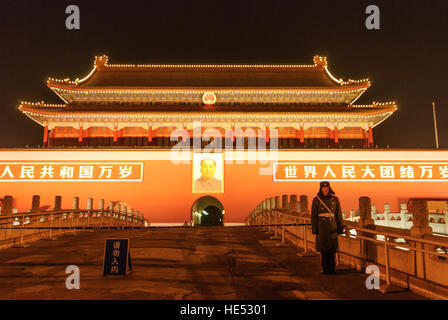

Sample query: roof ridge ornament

[94,55,109,70]
[313,55,328,68]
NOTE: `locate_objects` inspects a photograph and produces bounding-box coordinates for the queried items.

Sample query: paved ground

[0,226,425,299]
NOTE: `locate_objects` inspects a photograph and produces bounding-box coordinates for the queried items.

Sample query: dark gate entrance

[191,196,224,226]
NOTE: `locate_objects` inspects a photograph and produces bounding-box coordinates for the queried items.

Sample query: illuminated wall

[0,149,447,223]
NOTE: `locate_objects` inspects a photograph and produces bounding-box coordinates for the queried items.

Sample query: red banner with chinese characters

[274,162,448,181]
[0,162,143,181]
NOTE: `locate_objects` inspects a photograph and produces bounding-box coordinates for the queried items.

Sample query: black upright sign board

[102,238,132,276]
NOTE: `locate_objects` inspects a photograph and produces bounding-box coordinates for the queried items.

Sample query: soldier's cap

[320,181,331,188]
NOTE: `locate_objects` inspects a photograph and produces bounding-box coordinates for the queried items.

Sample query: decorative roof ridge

[46,54,370,89]
[19,101,66,109]
[351,102,397,108]
[93,54,326,70]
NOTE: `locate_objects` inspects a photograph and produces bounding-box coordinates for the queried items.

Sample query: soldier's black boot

[328,252,336,274]
[321,252,330,274]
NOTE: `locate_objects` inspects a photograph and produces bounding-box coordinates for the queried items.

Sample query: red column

[334,126,339,143]
[113,126,118,142]
[368,125,373,146]
[43,125,48,145]
[78,126,83,143]
[183,126,188,142]
[147,126,152,142]
[225,129,230,143]
[49,130,54,147]
[266,126,270,143]
[363,129,368,148]
[299,125,304,143]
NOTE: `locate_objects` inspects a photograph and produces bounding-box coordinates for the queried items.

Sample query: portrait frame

[192,152,224,194]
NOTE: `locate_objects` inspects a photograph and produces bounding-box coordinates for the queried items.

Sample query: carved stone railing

[245,195,448,299]
[0,195,146,249]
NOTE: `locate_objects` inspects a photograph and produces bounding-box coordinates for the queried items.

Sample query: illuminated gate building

[19,55,396,148]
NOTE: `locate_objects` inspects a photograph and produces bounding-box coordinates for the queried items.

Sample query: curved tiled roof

[46,55,370,90]
[19,102,396,116]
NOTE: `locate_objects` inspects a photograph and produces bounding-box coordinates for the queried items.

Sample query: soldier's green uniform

[311,181,345,274]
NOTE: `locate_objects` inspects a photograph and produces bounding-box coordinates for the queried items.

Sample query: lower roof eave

[21,110,394,129]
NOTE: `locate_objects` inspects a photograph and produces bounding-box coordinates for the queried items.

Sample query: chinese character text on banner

[274,162,448,181]
[0,163,143,181]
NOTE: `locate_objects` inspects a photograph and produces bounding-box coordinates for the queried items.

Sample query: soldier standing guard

[311,181,345,274]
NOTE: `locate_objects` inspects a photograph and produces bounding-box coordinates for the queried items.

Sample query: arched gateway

[191,196,224,226]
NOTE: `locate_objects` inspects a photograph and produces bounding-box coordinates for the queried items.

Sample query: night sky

[0,0,446,148]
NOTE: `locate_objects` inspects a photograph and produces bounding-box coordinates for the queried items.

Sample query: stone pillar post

[299,195,309,215]
[123,206,128,214]
[87,198,93,210]
[98,199,105,210]
[54,196,62,211]
[116,204,121,213]
[73,197,79,210]
[409,198,432,279]
[108,201,114,211]
[358,197,374,227]
[444,202,448,234]
[282,194,289,211]
[371,204,377,220]
[358,196,375,267]
[400,202,407,228]
[265,198,271,210]
[270,198,275,210]
[275,196,281,210]
[31,195,40,213]
[262,200,266,210]
[3,196,13,215]
[384,203,390,226]
[409,199,432,237]
[290,195,299,213]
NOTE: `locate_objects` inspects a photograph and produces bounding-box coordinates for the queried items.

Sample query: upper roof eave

[46,54,371,90]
